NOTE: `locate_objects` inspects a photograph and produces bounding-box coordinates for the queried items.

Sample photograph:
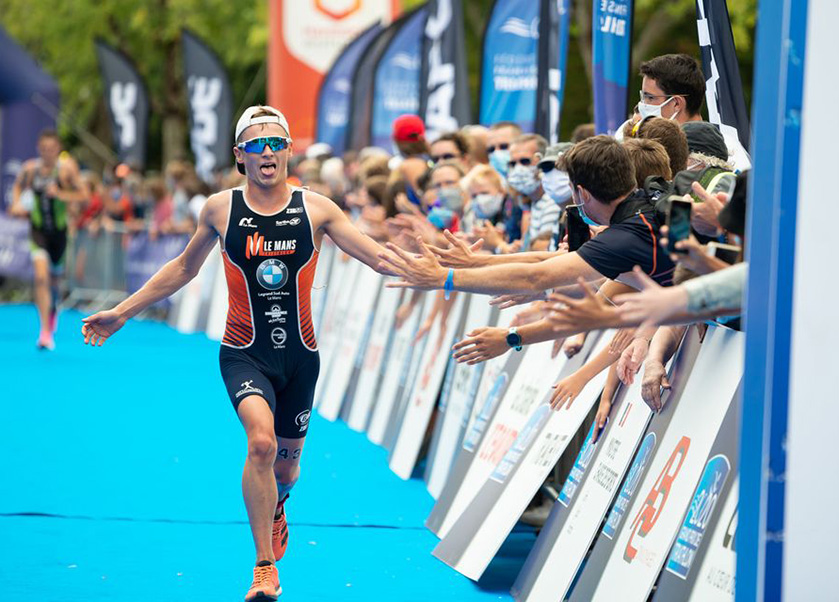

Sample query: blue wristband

[444,268,454,300]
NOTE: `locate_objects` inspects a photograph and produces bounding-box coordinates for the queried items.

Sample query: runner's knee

[247,432,277,466]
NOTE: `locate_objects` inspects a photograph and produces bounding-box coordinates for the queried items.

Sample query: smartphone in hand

[666,199,693,254]
[706,242,741,264]
[565,205,591,252]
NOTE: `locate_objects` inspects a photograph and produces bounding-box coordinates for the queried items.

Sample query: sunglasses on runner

[237,136,291,153]
[486,142,509,154]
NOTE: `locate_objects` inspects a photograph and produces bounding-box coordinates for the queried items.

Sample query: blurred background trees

[0,0,755,169]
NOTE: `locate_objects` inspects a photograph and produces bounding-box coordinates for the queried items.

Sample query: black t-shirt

[576,190,676,286]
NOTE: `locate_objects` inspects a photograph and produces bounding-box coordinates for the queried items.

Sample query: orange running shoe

[244,561,280,601]
[272,495,289,562]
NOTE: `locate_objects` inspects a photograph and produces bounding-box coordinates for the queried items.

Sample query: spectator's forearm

[683,263,747,313]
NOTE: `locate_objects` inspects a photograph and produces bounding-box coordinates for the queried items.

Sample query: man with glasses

[632,54,750,171]
[81,106,395,601]
[507,134,559,251]
[429,131,470,171]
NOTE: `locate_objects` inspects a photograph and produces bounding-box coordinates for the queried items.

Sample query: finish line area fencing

[164,235,743,602]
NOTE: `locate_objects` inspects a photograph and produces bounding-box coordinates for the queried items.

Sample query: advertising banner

[370,6,428,149]
[316,23,384,153]
[0,214,33,280]
[124,233,189,300]
[390,294,467,479]
[433,332,615,579]
[591,0,634,135]
[479,0,541,133]
[181,30,233,181]
[513,325,704,602]
[347,282,403,431]
[696,0,751,153]
[586,327,743,602]
[367,293,426,444]
[534,0,570,142]
[267,0,398,148]
[419,0,472,139]
[95,40,149,168]
[425,296,496,498]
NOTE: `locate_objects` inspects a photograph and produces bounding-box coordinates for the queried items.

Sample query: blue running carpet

[0,305,533,601]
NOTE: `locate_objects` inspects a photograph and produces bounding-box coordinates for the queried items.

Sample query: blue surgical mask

[489,149,511,177]
[427,206,455,230]
[507,164,540,196]
[576,192,599,226]
[541,169,572,205]
[437,187,464,213]
[471,193,504,219]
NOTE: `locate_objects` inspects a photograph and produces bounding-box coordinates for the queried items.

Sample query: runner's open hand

[81,310,127,346]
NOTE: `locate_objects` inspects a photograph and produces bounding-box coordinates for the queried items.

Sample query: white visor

[235,105,291,142]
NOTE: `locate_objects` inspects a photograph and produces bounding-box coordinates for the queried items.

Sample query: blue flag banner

[592,0,634,135]
[420,0,472,140]
[371,7,428,150]
[315,22,384,154]
[480,0,541,133]
[696,0,751,152]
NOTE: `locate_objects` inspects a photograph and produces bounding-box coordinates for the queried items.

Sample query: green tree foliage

[1,0,755,167]
[0,0,267,169]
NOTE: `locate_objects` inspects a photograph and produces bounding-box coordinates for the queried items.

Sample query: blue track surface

[0,305,531,601]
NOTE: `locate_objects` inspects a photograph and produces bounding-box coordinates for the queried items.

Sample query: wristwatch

[506,327,523,351]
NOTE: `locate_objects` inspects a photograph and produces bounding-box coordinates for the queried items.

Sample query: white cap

[235,105,291,142]
[306,142,333,160]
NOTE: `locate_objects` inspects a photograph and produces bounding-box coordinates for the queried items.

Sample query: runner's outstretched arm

[305,190,393,274]
[82,194,223,345]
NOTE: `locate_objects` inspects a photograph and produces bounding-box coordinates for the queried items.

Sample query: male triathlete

[82,106,391,601]
[10,129,86,349]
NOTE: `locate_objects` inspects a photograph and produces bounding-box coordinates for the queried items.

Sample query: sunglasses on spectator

[431,153,461,164]
[486,142,510,154]
[237,136,291,153]
[508,157,534,169]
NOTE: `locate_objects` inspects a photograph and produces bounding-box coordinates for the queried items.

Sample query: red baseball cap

[393,114,426,143]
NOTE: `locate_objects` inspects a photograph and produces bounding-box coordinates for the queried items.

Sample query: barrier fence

[163,236,743,602]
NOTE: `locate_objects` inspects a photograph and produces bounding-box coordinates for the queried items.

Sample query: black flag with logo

[182,29,233,181]
[419,0,472,140]
[695,0,750,151]
[95,40,149,169]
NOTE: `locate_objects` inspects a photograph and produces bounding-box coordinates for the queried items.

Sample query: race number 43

[624,436,690,563]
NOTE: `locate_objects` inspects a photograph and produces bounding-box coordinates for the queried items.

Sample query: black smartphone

[565,205,591,252]
[666,199,692,254]
[707,242,741,265]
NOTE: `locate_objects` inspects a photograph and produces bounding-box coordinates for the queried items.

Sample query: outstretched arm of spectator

[614,265,745,327]
[380,240,602,295]
[427,229,554,269]
[592,364,621,443]
[640,325,687,412]
[452,316,562,365]
[82,193,224,345]
[550,330,632,411]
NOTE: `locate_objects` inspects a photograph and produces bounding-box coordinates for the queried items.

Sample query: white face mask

[471,193,504,219]
[507,164,540,196]
[541,169,572,205]
[637,95,679,121]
